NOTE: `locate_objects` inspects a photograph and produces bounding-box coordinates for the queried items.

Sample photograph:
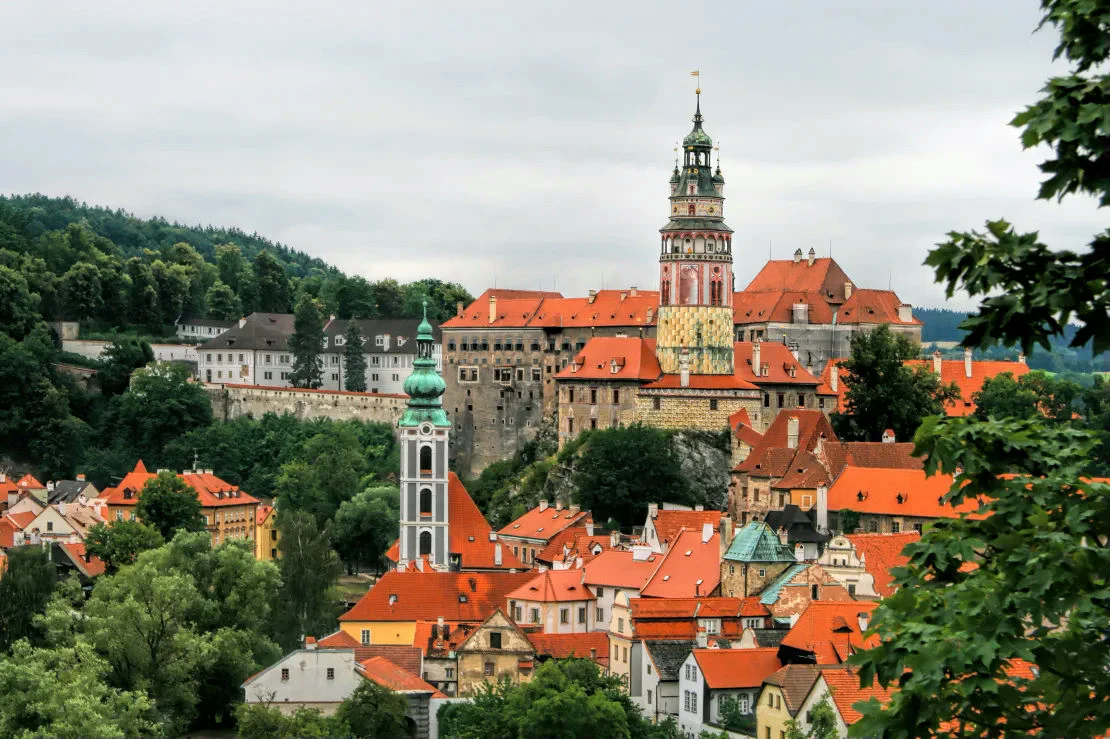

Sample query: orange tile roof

[837,289,920,326]
[763,664,823,714]
[649,509,722,548]
[745,257,854,300]
[729,409,764,447]
[255,504,274,525]
[5,511,36,531]
[819,665,894,724]
[694,647,783,689]
[555,337,662,382]
[820,357,1030,417]
[772,450,831,490]
[98,461,260,508]
[631,597,770,620]
[385,473,524,570]
[59,543,106,577]
[527,632,609,661]
[818,441,922,475]
[844,532,920,597]
[497,504,592,542]
[0,518,18,548]
[582,550,662,590]
[506,569,594,603]
[318,630,360,649]
[736,410,835,476]
[732,291,836,326]
[357,656,445,698]
[317,629,427,667]
[827,466,988,520]
[411,620,472,657]
[528,291,660,328]
[340,570,534,623]
[781,602,879,664]
[16,474,44,490]
[639,528,721,599]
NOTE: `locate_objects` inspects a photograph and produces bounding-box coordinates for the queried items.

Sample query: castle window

[420,445,433,474]
[419,531,433,555]
[590,388,597,404]
[448,341,456,351]
[709,399,718,411]
[778,393,786,408]
[613,389,620,403]
[568,418,574,433]
[653,397,661,411]
[688,203,695,215]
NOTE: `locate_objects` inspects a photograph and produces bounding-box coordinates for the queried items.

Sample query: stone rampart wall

[207,383,406,426]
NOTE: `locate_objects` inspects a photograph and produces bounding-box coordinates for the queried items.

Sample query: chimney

[897,304,913,322]
[807,247,816,266]
[696,630,708,648]
[569,504,580,515]
[646,307,654,323]
[610,529,621,548]
[858,612,870,633]
[47,481,55,492]
[620,291,628,301]
[415,557,425,572]
[488,295,497,324]
[632,545,652,561]
[933,350,943,376]
[648,503,659,519]
[719,516,733,558]
[76,473,85,482]
[964,347,973,378]
[701,522,713,544]
[1018,352,1026,365]
[815,484,828,533]
[881,429,895,444]
[830,366,838,393]
[575,556,584,568]
[438,616,444,631]
[694,504,704,511]
[679,347,690,388]
[304,636,316,651]
[0,472,5,483]
[787,416,800,449]
[777,525,788,546]
[792,303,808,325]
[630,286,638,297]
[585,522,595,536]
[495,543,503,566]
[793,248,803,264]
[590,648,597,659]
[488,531,497,542]
[555,500,564,511]
[539,499,549,512]
[844,282,853,300]
[239,316,247,328]
[752,341,761,377]
[789,341,800,361]
[588,290,598,304]
[57,502,66,517]
[456,301,464,318]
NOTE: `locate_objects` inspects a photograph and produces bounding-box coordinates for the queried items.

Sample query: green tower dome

[399,301,449,427]
[683,93,713,148]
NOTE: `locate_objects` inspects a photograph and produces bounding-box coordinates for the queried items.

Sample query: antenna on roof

[829,238,832,258]
[888,270,892,291]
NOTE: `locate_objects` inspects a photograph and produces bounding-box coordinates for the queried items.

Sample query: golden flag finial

[690,69,700,94]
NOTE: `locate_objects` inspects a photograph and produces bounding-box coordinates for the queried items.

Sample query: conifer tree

[343,321,367,392]
[288,294,324,389]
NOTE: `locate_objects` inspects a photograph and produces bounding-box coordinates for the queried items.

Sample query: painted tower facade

[656,92,735,375]
[397,303,452,572]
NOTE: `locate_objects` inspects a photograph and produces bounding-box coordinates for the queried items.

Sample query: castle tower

[656,89,735,375]
[397,302,452,572]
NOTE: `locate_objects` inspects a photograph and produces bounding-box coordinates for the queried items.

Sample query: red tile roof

[318,630,360,649]
[734,342,821,387]
[498,504,592,542]
[736,411,835,476]
[442,290,658,330]
[58,543,106,577]
[772,451,831,490]
[732,291,837,326]
[649,509,722,548]
[639,528,721,599]
[5,511,35,531]
[763,664,823,715]
[506,569,594,603]
[582,550,662,590]
[781,602,879,664]
[837,289,920,326]
[844,532,920,598]
[818,441,922,475]
[527,632,609,661]
[538,531,616,567]
[555,337,662,382]
[827,467,988,520]
[98,461,260,508]
[729,409,764,448]
[255,504,274,525]
[694,647,783,689]
[631,597,769,620]
[341,570,534,623]
[357,656,446,698]
[385,473,524,570]
[745,257,854,301]
[411,620,472,657]
[16,474,44,490]
[315,630,426,667]
[819,666,894,724]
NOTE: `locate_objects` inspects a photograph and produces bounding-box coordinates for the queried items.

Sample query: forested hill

[915,307,969,343]
[0,194,473,334]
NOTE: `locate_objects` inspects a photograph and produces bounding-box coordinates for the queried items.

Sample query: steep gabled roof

[819,666,894,724]
[57,542,106,577]
[772,451,831,490]
[643,640,697,681]
[554,337,662,382]
[837,289,919,326]
[640,528,721,598]
[844,532,921,597]
[736,410,835,476]
[781,602,879,664]
[582,550,662,589]
[506,569,595,603]
[339,570,534,623]
[357,656,445,698]
[723,522,797,564]
[730,409,764,448]
[763,664,822,715]
[199,312,294,351]
[693,647,783,689]
[745,257,854,300]
[649,508,722,548]
[527,291,660,329]
[99,461,260,508]
[732,291,836,326]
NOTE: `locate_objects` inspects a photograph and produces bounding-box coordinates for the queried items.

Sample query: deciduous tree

[332,486,399,574]
[275,510,341,650]
[0,546,57,650]
[98,337,155,397]
[85,520,164,573]
[205,280,242,321]
[334,680,409,739]
[134,471,205,540]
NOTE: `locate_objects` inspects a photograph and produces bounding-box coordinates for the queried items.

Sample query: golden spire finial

[690,69,700,95]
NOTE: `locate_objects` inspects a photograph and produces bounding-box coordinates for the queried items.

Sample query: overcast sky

[1,1,1103,309]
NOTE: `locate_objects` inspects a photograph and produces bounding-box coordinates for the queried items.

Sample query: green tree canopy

[235,703,349,739]
[0,264,40,340]
[334,680,409,739]
[274,509,342,650]
[98,337,155,397]
[972,370,1082,424]
[852,3,1110,737]
[288,293,324,389]
[343,321,368,392]
[0,546,57,650]
[332,485,399,574]
[831,324,960,442]
[134,471,205,540]
[107,362,212,461]
[85,520,164,573]
[573,425,694,526]
[205,280,242,321]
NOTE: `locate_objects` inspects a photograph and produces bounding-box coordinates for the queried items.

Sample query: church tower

[655,89,735,375]
[397,302,451,572]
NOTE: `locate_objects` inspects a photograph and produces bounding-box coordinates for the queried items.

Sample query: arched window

[419,531,432,555]
[661,280,671,306]
[419,446,432,475]
[419,488,432,516]
[687,203,695,215]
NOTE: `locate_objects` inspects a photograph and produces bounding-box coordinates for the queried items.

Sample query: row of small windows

[458,367,543,383]
[449,339,584,353]
[762,392,824,410]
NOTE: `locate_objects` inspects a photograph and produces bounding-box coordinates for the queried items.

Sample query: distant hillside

[0,194,472,333]
[915,307,970,343]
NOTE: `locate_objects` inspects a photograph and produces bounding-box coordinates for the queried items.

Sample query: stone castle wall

[207,383,406,426]
[633,392,760,432]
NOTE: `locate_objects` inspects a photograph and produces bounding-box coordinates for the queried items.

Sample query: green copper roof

[723,522,798,563]
[759,563,809,605]
[683,92,713,148]
[399,301,449,428]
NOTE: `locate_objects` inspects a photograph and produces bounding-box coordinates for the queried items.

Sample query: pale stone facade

[633,392,760,432]
[455,610,534,696]
[719,560,795,599]
[207,384,406,425]
[655,305,735,375]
